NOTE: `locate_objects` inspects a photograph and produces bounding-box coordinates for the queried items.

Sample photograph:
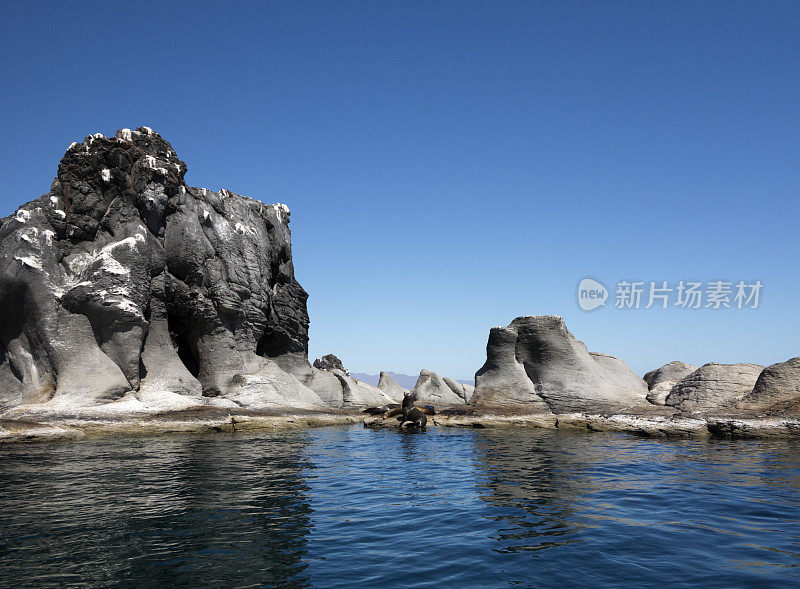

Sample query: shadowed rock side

[736,358,800,415]
[644,361,697,405]
[471,325,551,412]
[471,316,648,413]
[410,369,466,406]
[664,363,764,413]
[0,127,383,417]
[377,371,409,397]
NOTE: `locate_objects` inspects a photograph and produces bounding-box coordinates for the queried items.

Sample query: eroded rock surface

[377,371,409,397]
[443,377,474,403]
[410,369,466,406]
[644,361,697,405]
[736,358,800,415]
[664,363,764,413]
[471,316,648,413]
[273,352,394,408]
[0,127,372,416]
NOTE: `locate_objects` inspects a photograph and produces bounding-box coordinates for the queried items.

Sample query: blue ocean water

[1,425,799,587]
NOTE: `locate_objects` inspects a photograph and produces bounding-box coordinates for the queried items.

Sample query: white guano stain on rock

[14,255,42,270]
[271,203,290,224]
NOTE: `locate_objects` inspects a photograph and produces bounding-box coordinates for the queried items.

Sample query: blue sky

[2,1,798,379]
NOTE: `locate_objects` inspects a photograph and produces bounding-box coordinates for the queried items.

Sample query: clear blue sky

[2,1,798,380]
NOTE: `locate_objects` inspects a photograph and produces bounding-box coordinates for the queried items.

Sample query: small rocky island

[1,128,797,441]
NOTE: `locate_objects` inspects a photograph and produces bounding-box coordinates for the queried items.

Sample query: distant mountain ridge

[351,371,475,389]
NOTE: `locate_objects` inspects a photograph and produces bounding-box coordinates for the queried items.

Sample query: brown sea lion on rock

[363,402,435,419]
[399,392,427,428]
[396,404,435,417]
[362,403,399,416]
[384,406,403,419]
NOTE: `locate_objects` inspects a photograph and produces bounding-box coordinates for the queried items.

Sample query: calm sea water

[1,425,799,588]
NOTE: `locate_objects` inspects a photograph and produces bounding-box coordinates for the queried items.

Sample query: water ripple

[1,427,799,587]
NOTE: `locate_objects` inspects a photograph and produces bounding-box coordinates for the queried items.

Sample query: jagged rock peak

[313,354,349,375]
[0,127,314,415]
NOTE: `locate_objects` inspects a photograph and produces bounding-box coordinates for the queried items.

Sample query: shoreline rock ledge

[0,127,392,420]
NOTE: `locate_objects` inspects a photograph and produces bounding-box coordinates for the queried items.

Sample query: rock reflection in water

[471,429,800,585]
[473,429,592,554]
[2,426,800,587]
[0,433,313,587]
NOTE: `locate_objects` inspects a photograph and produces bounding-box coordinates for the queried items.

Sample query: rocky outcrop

[471,316,648,413]
[273,352,394,408]
[410,369,466,406]
[664,363,764,413]
[377,371,409,397]
[470,324,551,411]
[0,127,383,416]
[443,377,474,403]
[736,358,800,415]
[313,354,349,375]
[644,361,697,405]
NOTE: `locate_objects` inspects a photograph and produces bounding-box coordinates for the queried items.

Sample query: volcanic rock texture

[0,128,391,416]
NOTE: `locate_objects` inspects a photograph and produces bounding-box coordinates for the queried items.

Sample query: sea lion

[362,403,400,416]
[390,404,434,418]
[418,405,436,416]
[364,400,434,421]
[384,406,403,419]
[394,405,435,418]
[399,392,427,428]
[363,407,387,416]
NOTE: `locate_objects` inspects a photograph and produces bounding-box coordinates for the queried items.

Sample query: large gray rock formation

[471,316,648,413]
[664,363,764,413]
[643,361,697,405]
[410,369,466,406]
[0,127,383,416]
[470,324,551,411]
[736,358,800,415]
[377,371,409,397]
[443,377,474,403]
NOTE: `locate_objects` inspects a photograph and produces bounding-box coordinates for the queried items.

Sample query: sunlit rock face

[443,377,474,404]
[644,361,698,405]
[471,315,648,413]
[0,127,328,415]
[377,372,409,397]
[272,352,395,408]
[409,369,466,406]
[664,363,764,413]
[736,358,800,415]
